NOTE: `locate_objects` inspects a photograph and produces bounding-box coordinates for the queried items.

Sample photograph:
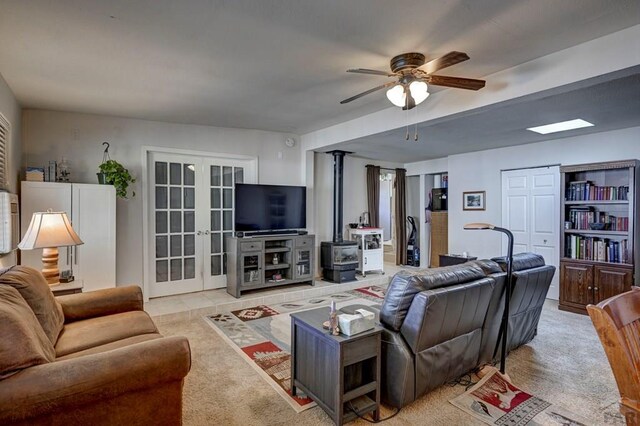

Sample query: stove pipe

[329,150,349,243]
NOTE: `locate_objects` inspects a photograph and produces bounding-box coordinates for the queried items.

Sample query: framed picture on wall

[463,191,486,211]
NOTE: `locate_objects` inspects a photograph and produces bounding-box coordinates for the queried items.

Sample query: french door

[148,151,255,298]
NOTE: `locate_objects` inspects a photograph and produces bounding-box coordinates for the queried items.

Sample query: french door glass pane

[184,258,195,279]
[211,233,221,254]
[170,259,182,280]
[170,187,181,209]
[210,166,221,186]
[170,235,182,257]
[155,236,168,258]
[235,168,244,184]
[211,211,221,231]
[155,163,167,185]
[184,188,195,209]
[211,255,221,275]
[211,188,221,209]
[222,166,232,187]
[184,235,195,256]
[170,163,181,185]
[184,211,195,233]
[156,260,168,282]
[170,211,181,233]
[155,187,167,209]
[156,211,167,234]
[223,211,232,231]
[183,164,195,186]
[223,189,232,209]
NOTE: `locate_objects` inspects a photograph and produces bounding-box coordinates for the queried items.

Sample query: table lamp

[463,222,514,374]
[18,210,84,286]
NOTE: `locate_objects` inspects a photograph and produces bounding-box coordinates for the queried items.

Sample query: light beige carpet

[157,299,624,425]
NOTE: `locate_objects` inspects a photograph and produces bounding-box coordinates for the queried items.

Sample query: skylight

[527,119,594,135]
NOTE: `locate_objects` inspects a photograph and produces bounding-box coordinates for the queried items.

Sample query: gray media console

[226,234,315,298]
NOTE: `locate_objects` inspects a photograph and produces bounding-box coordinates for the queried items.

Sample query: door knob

[543,239,547,244]
[204,230,210,235]
[197,231,203,236]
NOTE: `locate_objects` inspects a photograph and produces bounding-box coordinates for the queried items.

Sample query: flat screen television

[234,184,306,232]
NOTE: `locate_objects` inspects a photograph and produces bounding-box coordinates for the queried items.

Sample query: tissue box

[338,309,375,336]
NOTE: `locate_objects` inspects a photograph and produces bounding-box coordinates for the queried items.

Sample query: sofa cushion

[55,311,159,357]
[56,333,163,360]
[492,252,546,272]
[0,266,65,345]
[0,286,55,378]
[379,264,486,331]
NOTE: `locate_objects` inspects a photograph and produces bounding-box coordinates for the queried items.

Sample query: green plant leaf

[98,159,135,199]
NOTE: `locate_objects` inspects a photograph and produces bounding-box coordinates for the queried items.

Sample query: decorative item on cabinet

[559,160,639,314]
[97,142,136,198]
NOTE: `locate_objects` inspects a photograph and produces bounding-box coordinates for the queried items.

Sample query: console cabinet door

[560,262,593,306]
[594,265,633,304]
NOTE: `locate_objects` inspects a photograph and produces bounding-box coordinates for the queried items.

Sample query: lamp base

[42,247,61,286]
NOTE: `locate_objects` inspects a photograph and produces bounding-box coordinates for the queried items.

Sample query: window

[0,113,9,189]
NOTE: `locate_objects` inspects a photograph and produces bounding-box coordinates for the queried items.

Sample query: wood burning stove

[321,151,358,283]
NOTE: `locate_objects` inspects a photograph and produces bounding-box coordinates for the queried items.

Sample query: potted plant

[97,142,136,199]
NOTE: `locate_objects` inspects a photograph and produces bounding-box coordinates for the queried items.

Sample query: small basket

[588,222,611,231]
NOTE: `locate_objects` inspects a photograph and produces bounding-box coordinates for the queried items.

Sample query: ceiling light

[527,119,594,135]
[409,81,429,105]
[386,85,406,107]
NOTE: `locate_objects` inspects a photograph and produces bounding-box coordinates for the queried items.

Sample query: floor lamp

[18,210,84,286]
[463,222,513,374]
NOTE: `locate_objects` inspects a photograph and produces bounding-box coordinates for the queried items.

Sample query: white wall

[313,153,402,272]
[0,73,22,267]
[22,109,302,287]
[412,127,640,261]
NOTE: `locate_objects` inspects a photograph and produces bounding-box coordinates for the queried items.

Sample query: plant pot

[97,172,107,184]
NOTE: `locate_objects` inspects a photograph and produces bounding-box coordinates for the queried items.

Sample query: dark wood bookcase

[559,160,639,314]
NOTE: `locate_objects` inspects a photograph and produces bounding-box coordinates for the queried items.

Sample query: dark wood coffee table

[290,306,382,425]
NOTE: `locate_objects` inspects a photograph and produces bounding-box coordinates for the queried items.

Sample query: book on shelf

[566,207,629,231]
[565,180,629,201]
[25,167,45,182]
[565,234,629,264]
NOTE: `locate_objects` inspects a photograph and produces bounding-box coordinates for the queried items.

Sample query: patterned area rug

[204,285,387,412]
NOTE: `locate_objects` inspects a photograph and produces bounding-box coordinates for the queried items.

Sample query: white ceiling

[320,68,640,163]
[0,0,639,134]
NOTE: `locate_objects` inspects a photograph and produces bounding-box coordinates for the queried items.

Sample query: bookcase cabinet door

[594,265,633,304]
[560,262,593,307]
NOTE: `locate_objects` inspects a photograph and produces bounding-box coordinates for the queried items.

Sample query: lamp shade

[18,211,84,250]
[386,84,406,107]
[463,222,495,230]
[409,81,429,105]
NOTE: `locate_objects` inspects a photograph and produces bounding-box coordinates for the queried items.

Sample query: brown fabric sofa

[0,266,191,426]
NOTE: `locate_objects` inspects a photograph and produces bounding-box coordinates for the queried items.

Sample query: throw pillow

[0,286,55,378]
[0,266,65,344]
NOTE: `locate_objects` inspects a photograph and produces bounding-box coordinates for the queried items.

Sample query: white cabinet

[349,228,384,276]
[20,182,116,291]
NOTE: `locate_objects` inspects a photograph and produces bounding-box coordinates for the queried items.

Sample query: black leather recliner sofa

[344,252,555,408]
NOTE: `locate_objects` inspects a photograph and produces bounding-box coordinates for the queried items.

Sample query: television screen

[234,184,306,232]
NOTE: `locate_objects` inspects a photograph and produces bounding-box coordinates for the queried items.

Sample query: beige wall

[22,109,302,287]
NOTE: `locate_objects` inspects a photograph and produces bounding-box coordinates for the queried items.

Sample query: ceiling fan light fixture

[409,81,429,105]
[386,84,406,107]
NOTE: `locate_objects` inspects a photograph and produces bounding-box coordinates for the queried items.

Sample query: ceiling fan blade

[427,75,486,90]
[347,68,396,77]
[340,81,396,104]
[420,51,469,74]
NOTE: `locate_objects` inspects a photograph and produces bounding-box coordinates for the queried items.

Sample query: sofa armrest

[57,285,143,322]
[0,336,191,424]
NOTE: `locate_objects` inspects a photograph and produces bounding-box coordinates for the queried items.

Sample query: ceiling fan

[340,51,485,110]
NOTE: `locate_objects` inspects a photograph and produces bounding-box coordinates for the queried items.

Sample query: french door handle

[204,230,210,235]
[197,231,203,236]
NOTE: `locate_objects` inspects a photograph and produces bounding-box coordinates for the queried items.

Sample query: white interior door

[149,153,204,297]
[203,159,256,290]
[147,151,256,297]
[502,166,560,300]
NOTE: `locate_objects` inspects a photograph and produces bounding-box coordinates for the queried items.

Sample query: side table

[290,307,382,425]
[51,281,83,296]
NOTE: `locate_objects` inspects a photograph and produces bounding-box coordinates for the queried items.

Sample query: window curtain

[366,165,380,227]
[394,168,407,265]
